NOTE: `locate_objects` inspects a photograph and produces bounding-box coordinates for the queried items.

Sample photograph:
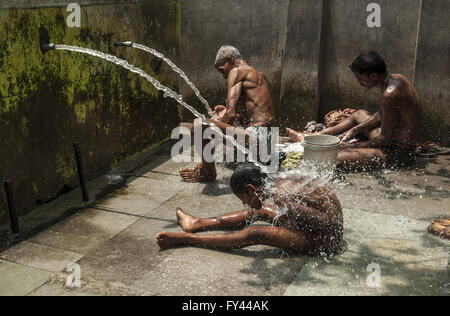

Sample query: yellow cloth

[281,151,304,170]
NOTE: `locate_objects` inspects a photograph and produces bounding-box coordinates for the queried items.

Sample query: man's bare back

[232,64,276,127]
[384,74,422,147]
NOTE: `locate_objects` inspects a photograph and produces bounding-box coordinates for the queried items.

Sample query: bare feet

[176,208,200,233]
[428,218,450,240]
[179,163,217,183]
[286,128,308,143]
[156,231,192,250]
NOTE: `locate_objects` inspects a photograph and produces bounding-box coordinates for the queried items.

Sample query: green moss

[21,116,30,135]
[55,154,77,182]
[0,2,181,224]
[74,103,87,123]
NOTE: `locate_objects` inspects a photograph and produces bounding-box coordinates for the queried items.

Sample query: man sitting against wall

[179,45,276,182]
[287,51,423,170]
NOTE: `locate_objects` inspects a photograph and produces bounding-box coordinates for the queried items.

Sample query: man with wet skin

[159,163,344,256]
[287,51,423,170]
[179,45,276,183]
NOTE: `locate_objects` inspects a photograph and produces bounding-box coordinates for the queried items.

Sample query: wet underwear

[245,126,273,161]
[383,142,416,168]
[304,224,344,256]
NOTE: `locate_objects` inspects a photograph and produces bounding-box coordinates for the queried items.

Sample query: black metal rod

[4,180,19,234]
[40,43,56,52]
[114,41,133,47]
[73,143,89,202]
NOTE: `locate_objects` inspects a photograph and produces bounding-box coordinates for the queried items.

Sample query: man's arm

[221,68,244,125]
[341,112,381,141]
[354,93,397,148]
[353,112,381,134]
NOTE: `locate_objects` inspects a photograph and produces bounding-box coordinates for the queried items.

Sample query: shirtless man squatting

[287,51,423,170]
[179,45,276,183]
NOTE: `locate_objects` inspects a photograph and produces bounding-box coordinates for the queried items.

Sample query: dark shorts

[383,143,416,168]
[304,224,344,256]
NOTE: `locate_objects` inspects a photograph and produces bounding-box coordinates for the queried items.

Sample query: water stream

[130,42,213,114]
[53,45,271,174]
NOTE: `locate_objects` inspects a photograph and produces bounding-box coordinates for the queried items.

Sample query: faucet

[114,41,133,47]
[41,43,56,52]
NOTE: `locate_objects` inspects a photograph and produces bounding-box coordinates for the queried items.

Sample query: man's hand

[340,141,360,149]
[340,127,358,142]
[209,105,226,120]
[213,105,226,113]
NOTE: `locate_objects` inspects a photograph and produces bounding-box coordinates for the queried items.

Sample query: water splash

[131,43,213,114]
[267,160,340,220]
[53,45,271,174]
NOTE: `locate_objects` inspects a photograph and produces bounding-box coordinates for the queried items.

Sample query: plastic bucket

[303,135,341,166]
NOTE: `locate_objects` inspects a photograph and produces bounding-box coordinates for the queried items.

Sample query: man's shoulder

[229,66,250,81]
[381,86,399,103]
[382,76,404,99]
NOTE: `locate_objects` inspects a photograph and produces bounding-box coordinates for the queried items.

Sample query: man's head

[230,163,268,209]
[350,51,387,89]
[214,45,242,79]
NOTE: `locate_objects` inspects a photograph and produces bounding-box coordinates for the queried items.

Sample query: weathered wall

[319,0,421,117]
[0,0,181,224]
[279,0,323,130]
[179,0,288,120]
[180,0,448,145]
[414,0,450,145]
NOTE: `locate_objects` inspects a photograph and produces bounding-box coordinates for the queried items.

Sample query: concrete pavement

[0,141,448,296]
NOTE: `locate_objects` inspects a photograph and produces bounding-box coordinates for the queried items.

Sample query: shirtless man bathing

[158,163,344,256]
[287,51,423,170]
[179,45,276,182]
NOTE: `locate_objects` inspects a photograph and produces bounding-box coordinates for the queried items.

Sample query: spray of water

[266,160,339,220]
[130,42,213,114]
[53,45,271,174]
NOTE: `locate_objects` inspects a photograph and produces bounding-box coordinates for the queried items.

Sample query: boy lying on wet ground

[157,163,345,256]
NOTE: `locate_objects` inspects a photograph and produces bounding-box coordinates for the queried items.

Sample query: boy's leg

[156,226,307,252]
[176,206,279,233]
[337,148,385,170]
[319,110,372,136]
[285,110,373,142]
[286,128,308,142]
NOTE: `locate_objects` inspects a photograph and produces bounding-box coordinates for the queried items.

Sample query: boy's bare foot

[428,219,450,240]
[179,163,217,183]
[156,232,192,250]
[286,128,308,143]
[176,208,200,233]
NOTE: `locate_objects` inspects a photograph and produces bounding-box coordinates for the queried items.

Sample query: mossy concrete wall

[280,0,323,131]
[0,0,181,224]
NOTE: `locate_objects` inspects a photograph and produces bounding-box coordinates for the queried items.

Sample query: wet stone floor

[0,141,448,296]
